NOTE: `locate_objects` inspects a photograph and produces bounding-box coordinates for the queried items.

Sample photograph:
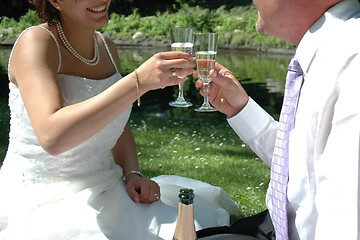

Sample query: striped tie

[270,55,303,240]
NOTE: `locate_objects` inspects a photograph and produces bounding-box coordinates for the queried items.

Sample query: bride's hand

[136,51,196,92]
[125,174,161,203]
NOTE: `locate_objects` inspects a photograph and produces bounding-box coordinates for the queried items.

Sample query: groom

[196,0,360,239]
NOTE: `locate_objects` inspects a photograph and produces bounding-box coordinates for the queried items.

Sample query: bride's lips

[87,4,106,13]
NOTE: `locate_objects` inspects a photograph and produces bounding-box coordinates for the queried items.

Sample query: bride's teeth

[88,5,106,12]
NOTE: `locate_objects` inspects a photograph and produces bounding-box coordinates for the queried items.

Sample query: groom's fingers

[209,69,233,90]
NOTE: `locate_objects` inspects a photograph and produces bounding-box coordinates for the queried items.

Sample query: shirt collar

[295,0,360,74]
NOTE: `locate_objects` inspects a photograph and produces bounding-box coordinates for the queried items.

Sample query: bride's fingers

[147,183,161,203]
[192,69,199,79]
[162,76,187,88]
[138,51,195,90]
[158,51,196,61]
[195,80,203,88]
[152,186,161,202]
[165,58,196,71]
[126,184,141,203]
[170,68,193,78]
[138,181,160,203]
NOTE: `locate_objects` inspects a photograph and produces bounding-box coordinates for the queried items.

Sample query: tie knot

[288,55,302,74]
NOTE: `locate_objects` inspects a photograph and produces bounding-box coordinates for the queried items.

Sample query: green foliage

[100,9,171,41]
[0,10,40,40]
[98,3,292,49]
[18,9,40,28]
[0,4,293,49]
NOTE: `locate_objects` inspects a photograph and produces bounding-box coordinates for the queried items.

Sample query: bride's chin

[94,18,110,28]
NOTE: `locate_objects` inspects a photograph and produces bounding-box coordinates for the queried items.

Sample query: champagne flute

[194,32,218,112]
[169,27,194,108]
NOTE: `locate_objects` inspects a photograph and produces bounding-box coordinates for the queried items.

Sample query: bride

[0,0,237,239]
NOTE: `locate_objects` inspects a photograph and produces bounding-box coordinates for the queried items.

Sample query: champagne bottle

[173,188,197,240]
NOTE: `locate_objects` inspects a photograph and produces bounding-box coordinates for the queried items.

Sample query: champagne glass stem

[178,83,185,100]
[203,83,210,105]
[194,82,217,112]
[169,81,192,107]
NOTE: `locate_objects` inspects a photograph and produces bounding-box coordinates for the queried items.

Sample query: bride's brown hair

[28,0,59,24]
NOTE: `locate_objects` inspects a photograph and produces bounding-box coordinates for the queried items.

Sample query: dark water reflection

[112,47,292,120]
[0,46,292,120]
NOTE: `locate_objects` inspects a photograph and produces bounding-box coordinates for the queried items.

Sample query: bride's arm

[10,28,195,156]
[112,123,160,203]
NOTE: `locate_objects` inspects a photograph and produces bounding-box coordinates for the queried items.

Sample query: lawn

[0,100,269,223]
[129,110,269,222]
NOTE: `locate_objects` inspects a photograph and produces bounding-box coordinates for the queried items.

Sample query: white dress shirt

[228,0,360,239]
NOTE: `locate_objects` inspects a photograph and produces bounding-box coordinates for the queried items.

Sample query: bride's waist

[2,164,123,185]
[3,149,120,177]
[0,166,123,211]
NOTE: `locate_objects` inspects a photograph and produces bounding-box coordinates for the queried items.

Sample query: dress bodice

[1,73,131,210]
[0,25,133,213]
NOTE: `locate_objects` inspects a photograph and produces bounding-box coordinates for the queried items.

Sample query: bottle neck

[173,202,197,240]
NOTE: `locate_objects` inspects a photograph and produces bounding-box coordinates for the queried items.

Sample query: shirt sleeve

[313,52,360,239]
[227,97,279,167]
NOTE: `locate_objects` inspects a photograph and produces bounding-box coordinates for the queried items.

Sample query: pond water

[0,45,293,119]
[0,45,293,163]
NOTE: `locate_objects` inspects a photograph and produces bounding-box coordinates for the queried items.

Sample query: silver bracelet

[124,170,144,179]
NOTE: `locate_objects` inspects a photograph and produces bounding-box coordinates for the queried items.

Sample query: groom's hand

[194,62,249,117]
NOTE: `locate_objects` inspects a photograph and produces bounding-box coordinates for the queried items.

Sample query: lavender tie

[270,55,303,240]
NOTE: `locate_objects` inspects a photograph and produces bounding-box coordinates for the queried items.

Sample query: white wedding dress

[0,27,238,240]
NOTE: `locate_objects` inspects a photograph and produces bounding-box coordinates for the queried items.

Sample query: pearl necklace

[55,20,100,66]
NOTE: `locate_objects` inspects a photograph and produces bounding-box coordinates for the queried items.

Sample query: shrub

[0,10,40,40]
[1,4,293,50]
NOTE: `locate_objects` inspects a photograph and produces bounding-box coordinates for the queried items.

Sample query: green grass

[0,102,269,223]
[129,111,269,222]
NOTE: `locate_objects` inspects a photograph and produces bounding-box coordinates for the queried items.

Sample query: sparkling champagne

[196,51,216,84]
[171,42,194,54]
[171,42,194,77]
